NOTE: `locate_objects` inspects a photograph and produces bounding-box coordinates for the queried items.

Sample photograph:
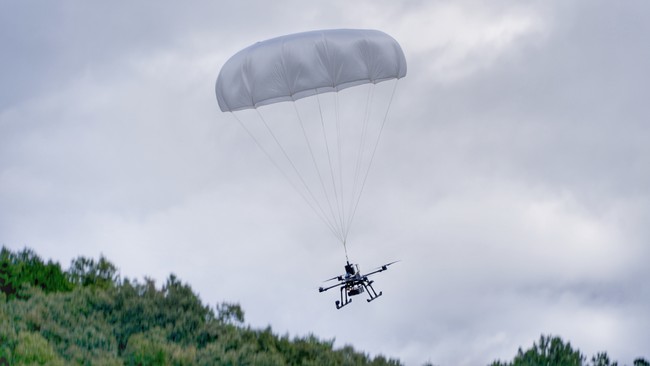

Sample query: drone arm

[362,261,399,278]
[362,266,388,277]
[318,282,342,293]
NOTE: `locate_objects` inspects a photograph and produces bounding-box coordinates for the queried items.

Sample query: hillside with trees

[0,247,400,365]
[1,247,647,365]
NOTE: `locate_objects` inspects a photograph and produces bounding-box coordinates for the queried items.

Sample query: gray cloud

[1,1,649,365]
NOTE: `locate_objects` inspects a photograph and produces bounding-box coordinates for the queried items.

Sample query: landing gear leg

[363,281,383,303]
[336,286,352,309]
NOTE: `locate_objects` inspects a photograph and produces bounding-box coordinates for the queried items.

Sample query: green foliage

[12,331,65,365]
[0,247,73,300]
[216,302,245,325]
[489,335,583,366]
[68,254,119,289]
[592,352,618,366]
[489,335,648,366]
[2,285,121,364]
[0,306,14,364]
[519,335,584,365]
[104,274,215,351]
[123,327,196,366]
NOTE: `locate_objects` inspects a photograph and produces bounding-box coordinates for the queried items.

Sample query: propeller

[323,275,343,282]
[362,260,400,277]
[372,260,400,271]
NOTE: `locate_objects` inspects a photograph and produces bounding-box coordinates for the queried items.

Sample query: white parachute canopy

[216,29,406,252]
[216,29,406,112]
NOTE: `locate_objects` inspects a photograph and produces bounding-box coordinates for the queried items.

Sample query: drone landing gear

[334,280,383,309]
[362,280,383,303]
[336,286,352,309]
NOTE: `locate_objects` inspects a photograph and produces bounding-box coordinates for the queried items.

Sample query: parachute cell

[216,29,407,112]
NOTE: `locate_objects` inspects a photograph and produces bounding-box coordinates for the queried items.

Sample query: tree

[591,352,618,366]
[216,302,245,325]
[0,247,72,299]
[68,255,118,289]
[489,335,585,366]
[123,327,196,366]
[12,331,65,366]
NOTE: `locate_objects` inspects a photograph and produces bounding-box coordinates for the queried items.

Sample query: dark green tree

[591,352,618,366]
[489,335,585,366]
[68,255,119,289]
[216,301,245,325]
[0,247,73,299]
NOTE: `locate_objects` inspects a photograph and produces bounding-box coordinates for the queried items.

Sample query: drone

[318,260,399,309]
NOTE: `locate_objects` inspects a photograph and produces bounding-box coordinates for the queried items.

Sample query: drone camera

[348,286,365,296]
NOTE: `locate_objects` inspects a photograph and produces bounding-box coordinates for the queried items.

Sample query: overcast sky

[1,1,649,365]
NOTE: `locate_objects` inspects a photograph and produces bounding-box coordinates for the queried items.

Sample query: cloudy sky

[1,1,649,365]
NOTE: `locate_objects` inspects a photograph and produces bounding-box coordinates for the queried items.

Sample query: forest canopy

[0,247,400,365]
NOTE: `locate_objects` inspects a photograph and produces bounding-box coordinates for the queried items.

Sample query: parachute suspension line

[246,110,344,242]
[334,92,345,229]
[344,80,400,239]
[334,92,350,258]
[230,112,339,239]
[315,93,346,237]
[344,83,375,238]
[291,102,343,238]
[255,108,343,241]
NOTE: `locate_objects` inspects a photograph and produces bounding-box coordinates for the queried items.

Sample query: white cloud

[388,2,548,83]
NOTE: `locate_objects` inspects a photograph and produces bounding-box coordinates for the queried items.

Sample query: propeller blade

[323,275,342,282]
[372,260,400,271]
[363,260,400,277]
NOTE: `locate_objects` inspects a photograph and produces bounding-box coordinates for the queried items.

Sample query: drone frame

[318,261,397,309]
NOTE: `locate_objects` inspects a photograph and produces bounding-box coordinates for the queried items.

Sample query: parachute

[216,29,406,258]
